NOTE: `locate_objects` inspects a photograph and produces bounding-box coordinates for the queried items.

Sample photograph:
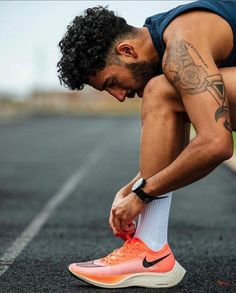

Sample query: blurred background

[1,3,236,291]
[0,0,194,119]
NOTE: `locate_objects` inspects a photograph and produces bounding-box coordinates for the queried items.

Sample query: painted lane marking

[0,143,105,277]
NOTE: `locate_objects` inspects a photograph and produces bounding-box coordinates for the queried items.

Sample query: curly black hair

[57,6,136,90]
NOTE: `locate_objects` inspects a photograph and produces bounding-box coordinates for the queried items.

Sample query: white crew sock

[134,192,172,251]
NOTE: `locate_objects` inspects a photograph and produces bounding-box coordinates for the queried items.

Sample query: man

[57,0,236,288]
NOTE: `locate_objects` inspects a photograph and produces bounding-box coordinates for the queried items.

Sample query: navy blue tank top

[144,0,236,69]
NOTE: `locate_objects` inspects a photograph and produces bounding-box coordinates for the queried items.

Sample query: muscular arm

[144,38,233,196]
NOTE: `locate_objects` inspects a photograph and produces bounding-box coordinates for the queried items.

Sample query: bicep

[162,38,232,137]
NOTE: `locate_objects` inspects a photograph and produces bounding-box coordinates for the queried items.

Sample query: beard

[125,60,161,90]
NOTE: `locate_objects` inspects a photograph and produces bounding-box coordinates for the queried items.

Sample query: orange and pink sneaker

[68,237,186,288]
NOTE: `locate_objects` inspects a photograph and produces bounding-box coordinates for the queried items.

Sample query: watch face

[132,178,145,191]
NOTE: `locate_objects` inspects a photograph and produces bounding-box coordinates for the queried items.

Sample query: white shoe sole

[69,261,186,288]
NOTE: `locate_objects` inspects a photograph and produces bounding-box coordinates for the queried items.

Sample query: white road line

[0,142,106,277]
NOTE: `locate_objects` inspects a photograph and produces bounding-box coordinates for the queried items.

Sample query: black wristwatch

[132,178,155,204]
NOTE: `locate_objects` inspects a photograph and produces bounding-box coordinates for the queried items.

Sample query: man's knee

[143,75,172,96]
[141,75,178,121]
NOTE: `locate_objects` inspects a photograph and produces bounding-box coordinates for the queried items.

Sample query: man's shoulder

[163,9,233,64]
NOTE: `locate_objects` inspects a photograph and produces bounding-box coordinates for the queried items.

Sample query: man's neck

[138,27,160,63]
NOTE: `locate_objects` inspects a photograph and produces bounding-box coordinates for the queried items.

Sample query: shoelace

[104,239,141,264]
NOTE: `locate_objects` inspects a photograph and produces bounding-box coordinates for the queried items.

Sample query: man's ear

[116,43,138,59]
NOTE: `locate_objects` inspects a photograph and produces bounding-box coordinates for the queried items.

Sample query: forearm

[144,137,227,196]
[119,172,141,195]
[112,172,141,209]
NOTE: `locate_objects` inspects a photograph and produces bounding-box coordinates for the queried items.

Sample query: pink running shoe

[68,237,186,288]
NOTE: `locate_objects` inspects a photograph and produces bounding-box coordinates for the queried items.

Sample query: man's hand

[109,190,125,235]
[109,190,136,240]
[109,172,142,239]
[111,192,145,235]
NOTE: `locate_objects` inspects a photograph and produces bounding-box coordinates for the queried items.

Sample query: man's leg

[69,69,236,289]
[134,75,189,250]
[134,67,236,250]
[69,75,189,288]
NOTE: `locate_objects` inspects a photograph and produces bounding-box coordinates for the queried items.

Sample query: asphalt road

[0,115,235,293]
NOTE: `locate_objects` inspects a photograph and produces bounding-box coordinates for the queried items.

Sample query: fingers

[112,207,133,234]
[123,221,136,234]
[109,209,136,240]
[112,208,123,233]
[109,210,118,235]
[109,208,124,236]
[109,193,132,239]
[115,222,136,241]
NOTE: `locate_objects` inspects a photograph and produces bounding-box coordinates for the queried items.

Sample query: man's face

[89,60,159,102]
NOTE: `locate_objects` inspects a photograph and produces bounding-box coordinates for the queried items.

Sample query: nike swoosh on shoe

[143,253,171,268]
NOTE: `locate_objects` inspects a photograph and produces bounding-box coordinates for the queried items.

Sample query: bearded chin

[125,61,161,87]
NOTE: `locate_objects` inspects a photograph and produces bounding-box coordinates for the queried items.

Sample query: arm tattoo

[163,39,232,132]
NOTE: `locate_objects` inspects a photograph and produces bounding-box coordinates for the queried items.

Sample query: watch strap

[134,188,156,204]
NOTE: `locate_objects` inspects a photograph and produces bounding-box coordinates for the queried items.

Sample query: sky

[0,1,191,98]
